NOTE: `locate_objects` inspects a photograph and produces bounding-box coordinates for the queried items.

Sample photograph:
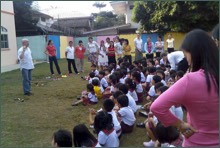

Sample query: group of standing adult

[134,33,175,61]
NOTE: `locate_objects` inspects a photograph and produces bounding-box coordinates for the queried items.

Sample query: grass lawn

[1,58,149,147]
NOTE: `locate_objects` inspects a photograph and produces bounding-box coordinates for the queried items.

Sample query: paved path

[1,61,45,73]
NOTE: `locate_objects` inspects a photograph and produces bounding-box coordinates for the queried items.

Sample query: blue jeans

[21,68,32,94]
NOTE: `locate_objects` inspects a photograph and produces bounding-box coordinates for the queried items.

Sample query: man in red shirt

[75,40,86,72]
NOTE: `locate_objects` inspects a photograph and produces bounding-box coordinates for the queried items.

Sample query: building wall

[125,1,139,29]
[16,35,47,61]
[1,1,18,66]
[60,36,68,59]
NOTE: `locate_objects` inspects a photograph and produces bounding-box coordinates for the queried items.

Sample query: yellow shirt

[123,45,131,55]
[94,86,102,100]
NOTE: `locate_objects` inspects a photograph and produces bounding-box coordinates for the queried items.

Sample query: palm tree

[92,2,106,12]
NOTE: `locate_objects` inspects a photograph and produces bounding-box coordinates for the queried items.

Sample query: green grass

[1,59,149,147]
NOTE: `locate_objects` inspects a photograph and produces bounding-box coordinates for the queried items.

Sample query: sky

[36,1,114,18]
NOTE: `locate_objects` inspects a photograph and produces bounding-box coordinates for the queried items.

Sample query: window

[1,26,9,49]
[129,5,134,10]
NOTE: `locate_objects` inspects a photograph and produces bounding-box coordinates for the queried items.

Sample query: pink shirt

[151,69,219,146]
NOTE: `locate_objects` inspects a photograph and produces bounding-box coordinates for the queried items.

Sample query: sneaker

[143,140,155,147]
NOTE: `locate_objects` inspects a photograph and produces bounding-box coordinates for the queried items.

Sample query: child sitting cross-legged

[98,71,109,90]
[125,78,138,103]
[146,75,162,101]
[72,84,98,106]
[92,79,103,100]
[131,71,144,103]
[116,94,136,134]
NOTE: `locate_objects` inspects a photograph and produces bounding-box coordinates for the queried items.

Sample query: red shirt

[108,47,115,57]
[75,45,86,59]
[46,45,56,56]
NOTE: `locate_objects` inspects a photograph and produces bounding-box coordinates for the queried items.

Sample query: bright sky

[36,1,113,18]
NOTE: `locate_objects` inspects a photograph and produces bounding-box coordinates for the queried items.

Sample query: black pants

[124,55,132,65]
[108,56,116,65]
[156,52,161,58]
[49,56,61,75]
[67,59,78,74]
[177,58,189,74]
[167,48,174,53]
[146,53,154,59]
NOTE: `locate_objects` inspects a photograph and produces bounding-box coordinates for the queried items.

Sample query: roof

[110,1,127,14]
[52,16,93,29]
[58,16,93,21]
[32,10,53,19]
[83,23,131,35]
[36,23,62,33]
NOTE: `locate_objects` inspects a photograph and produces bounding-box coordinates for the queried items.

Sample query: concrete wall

[60,36,68,59]
[16,35,47,61]
[1,1,18,66]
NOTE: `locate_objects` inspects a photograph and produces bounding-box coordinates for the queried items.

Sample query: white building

[110,1,140,30]
[1,1,18,67]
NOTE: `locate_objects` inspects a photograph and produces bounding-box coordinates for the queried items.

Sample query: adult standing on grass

[144,36,155,60]
[18,38,34,96]
[75,40,86,72]
[155,35,164,58]
[123,39,132,65]
[45,40,62,76]
[151,29,219,146]
[134,33,143,61]
[65,41,79,75]
[87,37,100,66]
[166,34,175,53]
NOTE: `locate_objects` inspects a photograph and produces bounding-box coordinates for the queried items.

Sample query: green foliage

[132,1,219,32]
[92,11,125,30]
[13,1,39,34]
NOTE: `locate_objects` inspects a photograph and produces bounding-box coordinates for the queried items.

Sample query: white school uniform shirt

[119,78,125,84]
[108,111,121,136]
[65,46,75,59]
[134,38,143,50]
[167,51,184,70]
[104,42,110,49]
[174,106,183,121]
[161,80,167,86]
[94,69,99,76]
[136,83,143,93]
[160,59,166,65]
[140,72,146,82]
[88,41,100,53]
[98,130,119,147]
[18,47,34,70]
[126,93,137,113]
[166,38,174,48]
[88,92,98,103]
[118,106,136,126]
[146,74,154,83]
[115,42,123,54]
[129,90,138,102]
[110,85,116,93]
[148,85,156,97]
[100,77,108,88]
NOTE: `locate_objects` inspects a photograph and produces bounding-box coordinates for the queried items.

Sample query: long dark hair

[73,124,97,147]
[181,29,219,93]
[48,40,52,46]
[94,111,114,134]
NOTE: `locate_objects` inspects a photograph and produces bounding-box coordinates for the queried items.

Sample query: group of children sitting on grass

[51,54,186,147]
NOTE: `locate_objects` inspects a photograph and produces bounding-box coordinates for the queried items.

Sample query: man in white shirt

[17,39,34,96]
[134,33,143,61]
[65,41,79,75]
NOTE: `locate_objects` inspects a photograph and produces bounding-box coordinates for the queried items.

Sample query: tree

[13,1,39,36]
[132,1,219,32]
[93,2,106,12]
[92,11,125,30]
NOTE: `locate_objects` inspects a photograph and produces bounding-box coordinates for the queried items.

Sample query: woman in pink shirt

[151,29,219,146]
